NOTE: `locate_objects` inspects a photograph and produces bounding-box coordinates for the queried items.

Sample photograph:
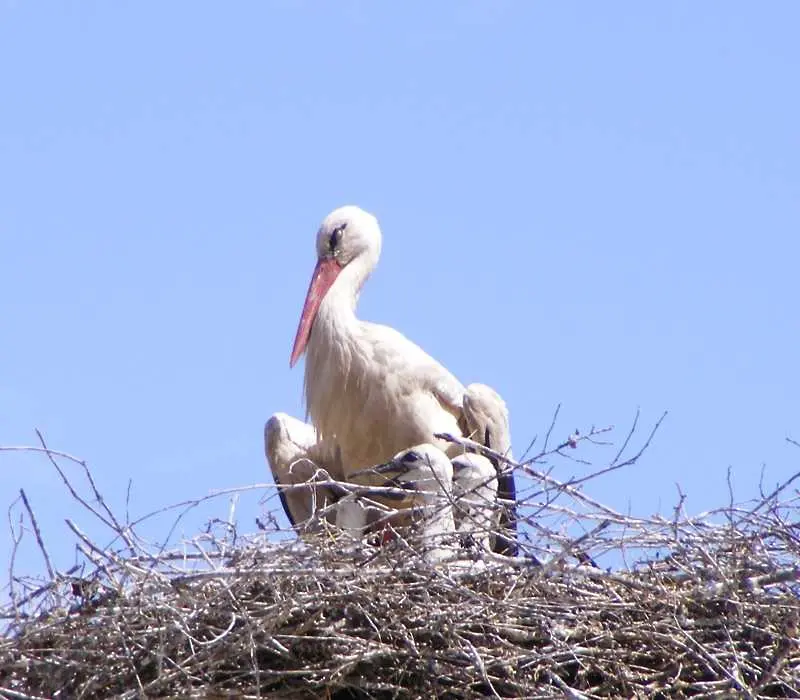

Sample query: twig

[18,489,55,581]
[35,430,136,553]
[542,404,561,452]
[0,686,52,700]
[6,498,23,618]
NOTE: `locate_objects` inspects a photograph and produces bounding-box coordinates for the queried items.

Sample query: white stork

[347,444,457,560]
[451,452,499,551]
[269,205,518,552]
[289,205,467,470]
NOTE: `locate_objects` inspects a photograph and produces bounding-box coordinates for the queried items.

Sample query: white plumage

[451,452,498,551]
[290,206,465,473]
[267,205,518,554]
[264,413,344,532]
[348,444,457,561]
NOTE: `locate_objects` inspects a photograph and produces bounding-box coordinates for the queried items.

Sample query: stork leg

[462,383,519,556]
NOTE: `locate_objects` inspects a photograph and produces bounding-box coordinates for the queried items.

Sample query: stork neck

[318,251,375,325]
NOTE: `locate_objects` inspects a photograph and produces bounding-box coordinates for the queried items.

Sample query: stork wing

[365,321,466,419]
[462,383,518,556]
[264,413,344,533]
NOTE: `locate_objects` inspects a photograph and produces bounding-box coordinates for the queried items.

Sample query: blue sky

[2,2,799,581]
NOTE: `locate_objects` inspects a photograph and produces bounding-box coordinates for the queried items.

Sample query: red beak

[290,257,342,367]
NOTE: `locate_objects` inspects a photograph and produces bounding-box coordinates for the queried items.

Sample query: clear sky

[2,2,799,581]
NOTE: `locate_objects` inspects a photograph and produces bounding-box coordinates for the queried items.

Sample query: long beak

[289,257,342,368]
[350,460,400,479]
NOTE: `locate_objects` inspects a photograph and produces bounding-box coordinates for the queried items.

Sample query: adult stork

[273,205,518,552]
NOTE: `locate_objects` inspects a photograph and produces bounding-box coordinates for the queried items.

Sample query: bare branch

[18,490,55,581]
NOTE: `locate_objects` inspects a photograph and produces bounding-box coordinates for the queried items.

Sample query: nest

[2,419,799,699]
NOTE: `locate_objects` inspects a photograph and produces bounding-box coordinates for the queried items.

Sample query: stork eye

[404,450,421,463]
[329,223,346,252]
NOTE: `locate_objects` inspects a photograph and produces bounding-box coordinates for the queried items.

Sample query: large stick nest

[1,419,799,698]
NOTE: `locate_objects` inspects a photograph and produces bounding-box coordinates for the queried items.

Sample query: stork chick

[451,452,498,551]
[350,444,456,560]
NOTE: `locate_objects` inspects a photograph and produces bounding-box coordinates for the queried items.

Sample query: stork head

[351,445,456,542]
[315,205,381,267]
[452,453,497,491]
[290,205,382,367]
[356,444,454,499]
